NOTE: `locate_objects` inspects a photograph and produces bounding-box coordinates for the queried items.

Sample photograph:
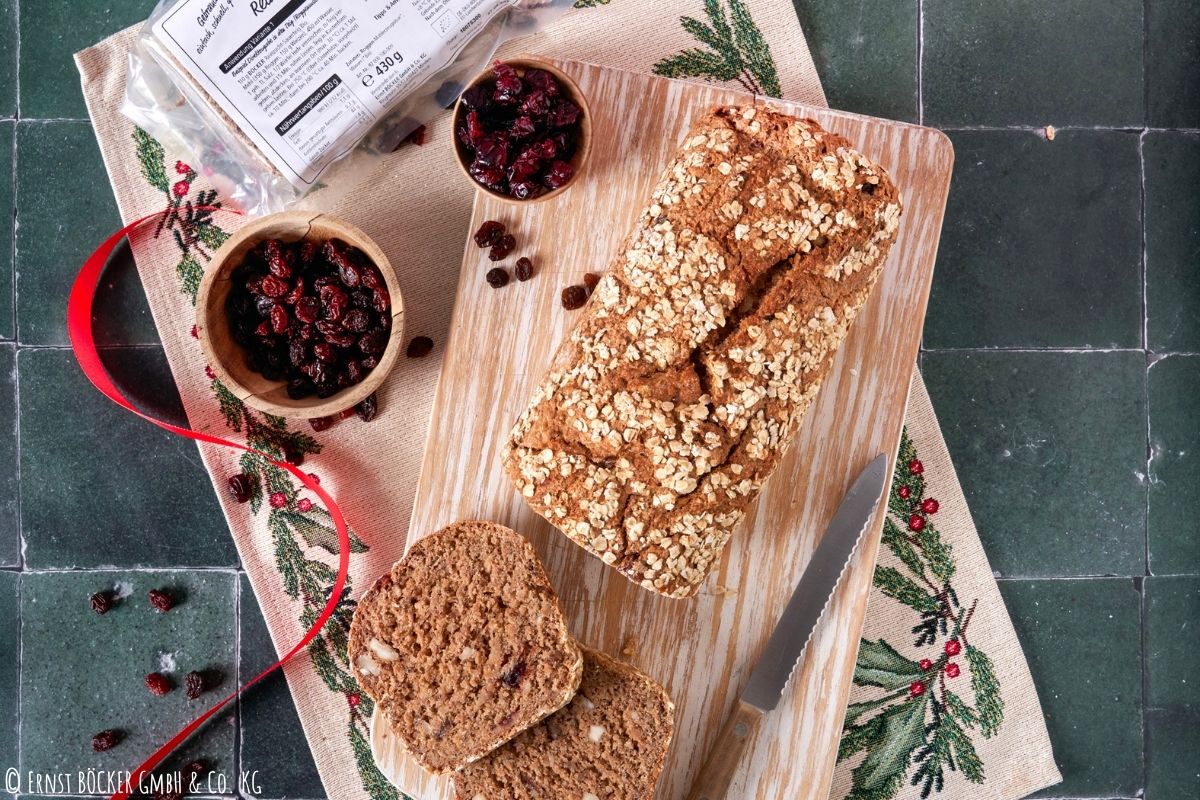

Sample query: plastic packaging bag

[123,0,573,215]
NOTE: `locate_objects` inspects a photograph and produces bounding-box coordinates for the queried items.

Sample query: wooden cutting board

[370,60,953,799]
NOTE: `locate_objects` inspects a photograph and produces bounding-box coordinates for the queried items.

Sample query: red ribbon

[67,208,352,800]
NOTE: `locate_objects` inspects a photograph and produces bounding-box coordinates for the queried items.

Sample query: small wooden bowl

[451,57,592,204]
[195,212,405,419]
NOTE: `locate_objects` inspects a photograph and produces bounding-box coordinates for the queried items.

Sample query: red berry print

[945,662,961,678]
[908,513,926,532]
[269,492,287,509]
[921,498,940,514]
[908,458,924,475]
[897,485,912,500]
[205,365,216,380]
[308,472,321,485]
[944,639,962,656]
[347,692,361,708]
[173,180,191,197]
[919,658,933,671]
[297,498,313,512]
[175,161,192,175]
[909,681,926,698]
[190,325,198,339]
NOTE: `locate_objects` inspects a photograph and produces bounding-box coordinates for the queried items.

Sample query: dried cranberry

[404,125,427,146]
[299,240,319,265]
[532,137,558,160]
[346,360,364,383]
[469,160,506,191]
[92,730,121,752]
[288,340,308,367]
[313,342,336,362]
[145,672,171,696]
[489,233,516,261]
[524,68,560,95]
[319,285,349,321]
[361,355,380,369]
[460,84,491,110]
[359,330,387,355]
[550,99,581,127]
[254,294,275,317]
[508,152,542,183]
[185,671,207,700]
[520,89,551,116]
[351,289,373,309]
[269,304,289,335]
[90,591,113,615]
[486,267,510,288]
[509,115,537,139]
[287,378,313,400]
[493,71,523,104]
[149,589,175,613]
[228,473,253,503]
[561,285,589,310]
[476,133,511,168]
[464,109,486,145]
[515,257,534,281]
[407,336,434,358]
[342,308,370,333]
[260,275,289,298]
[309,416,335,432]
[583,272,601,292]
[361,266,383,290]
[283,444,305,465]
[254,320,272,337]
[544,160,574,190]
[355,393,379,422]
[372,287,391,313]
[509,180,544,200]
[284,275,305,305]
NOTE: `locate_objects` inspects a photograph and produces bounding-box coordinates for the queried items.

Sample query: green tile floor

[1,0,1197,798]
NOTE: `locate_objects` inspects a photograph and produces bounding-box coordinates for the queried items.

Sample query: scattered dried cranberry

[489,233,516,261]
[583,272,601,293]
[228,473,253,504]
[90,591,113,615]
[514,257,534,281]
[561,285,589,310]
[225,238,391,402]
[486,268,510,288]
[145,672,172,696]
[406,336,434,358]
[355,393,379,423]
[148,589,175,613]
[92,729,121,752]
[474,220,506,248]
[185,671,207,700]
[283,444,305,465]
[309,416,335,432]
[404,125,427,146]
[458,61,583,198]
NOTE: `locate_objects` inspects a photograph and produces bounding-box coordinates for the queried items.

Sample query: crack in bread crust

[503,106,903,598]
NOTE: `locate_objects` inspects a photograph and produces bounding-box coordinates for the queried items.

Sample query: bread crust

[502,105,903,598]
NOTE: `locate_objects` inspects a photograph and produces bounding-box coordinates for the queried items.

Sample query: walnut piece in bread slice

[349,521,583,774]
[453,648,675,800]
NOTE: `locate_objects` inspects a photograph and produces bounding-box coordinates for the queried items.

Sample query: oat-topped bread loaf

[349,521,583,773]
[503,105,902,598]
[453,648,675,800]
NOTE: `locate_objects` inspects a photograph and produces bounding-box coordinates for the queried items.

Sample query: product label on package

[153,0,517,185]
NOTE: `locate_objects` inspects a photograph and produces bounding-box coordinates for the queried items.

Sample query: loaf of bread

[348,521,583,773]
[502,106,902,598]
[453,648,675,800]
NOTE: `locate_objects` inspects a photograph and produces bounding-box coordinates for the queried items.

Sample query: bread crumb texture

[502,105,903,598]
[348,521,583,773]
[453,648,675,800]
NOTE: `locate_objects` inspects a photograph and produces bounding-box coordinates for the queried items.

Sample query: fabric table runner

[74,2,1060,798]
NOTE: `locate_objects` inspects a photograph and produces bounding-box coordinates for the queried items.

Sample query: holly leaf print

[848,697,928,798]
[854,638,925,690]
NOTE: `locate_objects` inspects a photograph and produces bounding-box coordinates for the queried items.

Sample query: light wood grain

[685,699,767,800]
[372,60,953,800]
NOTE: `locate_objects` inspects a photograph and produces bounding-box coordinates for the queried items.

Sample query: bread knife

[685,453,889,800]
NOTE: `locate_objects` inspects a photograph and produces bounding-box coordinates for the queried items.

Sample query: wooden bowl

[195,212,405,419]
[451,57,592,204]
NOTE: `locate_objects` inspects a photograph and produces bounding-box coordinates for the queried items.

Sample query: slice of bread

[349,521,583,774]
[453,648,675,800]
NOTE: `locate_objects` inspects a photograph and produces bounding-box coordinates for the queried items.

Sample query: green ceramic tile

[20,570,237,788]
[923,352,1147,577]
[18,0,152,119]
[1145,132,1200,353]
[791,0,917,122]
[925,130,1142,349]
[922,0,1143,127]
[999,578,1142,798]
[0,121,13,341]
[0,346,15,567]
[1147,0,1200,129]
[18,347,236,568]
[1146,575,1200,709]
[1148,355,1200,574]
[0,573,17,788]
[238,576,326,800]
[0,0,13,119]
[1147,706,1200,800]
[15,121,157,347]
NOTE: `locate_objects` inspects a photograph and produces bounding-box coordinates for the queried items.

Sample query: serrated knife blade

[686,453,889,800]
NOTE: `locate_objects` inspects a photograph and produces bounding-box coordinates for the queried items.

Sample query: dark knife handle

[685,699,766,800]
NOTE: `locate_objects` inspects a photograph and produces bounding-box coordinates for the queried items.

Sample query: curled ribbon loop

[67,208,352,800]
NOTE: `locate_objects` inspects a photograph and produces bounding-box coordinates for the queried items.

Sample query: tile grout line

[1138,573,1150,797]
[14,572,23,794]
